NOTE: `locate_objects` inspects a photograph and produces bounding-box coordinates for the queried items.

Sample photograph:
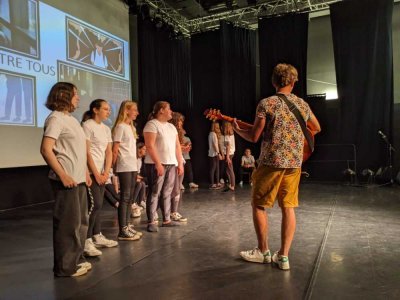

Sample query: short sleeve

[113,124,124,142]
[44,115,62,140]
[256,100,267,119]
[82,122,93,141]
[143,120,158,133]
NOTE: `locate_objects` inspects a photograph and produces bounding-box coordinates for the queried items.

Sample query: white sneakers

[189,182,199,188]
[84,238,102,257]
[272,251,290,270]
[240,248,290,270]
[93,233,118,248]
[171,212,188,222]
[240,247,271,264]
[131,203,142,218]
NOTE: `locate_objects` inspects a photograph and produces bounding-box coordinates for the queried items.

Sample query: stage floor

[0,183,399,300]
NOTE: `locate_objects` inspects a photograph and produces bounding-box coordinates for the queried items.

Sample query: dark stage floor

[1,183,399,300]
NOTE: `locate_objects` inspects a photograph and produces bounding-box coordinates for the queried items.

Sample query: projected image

[67,18,124,77]
[59,62,130,127]
[0,71,35,125]
[0,0,39,58]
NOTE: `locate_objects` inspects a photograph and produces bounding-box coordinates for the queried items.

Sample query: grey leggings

[145,164,176,223]
[209,156,220,185]
[171,172,184,213]
[225,155,235,187]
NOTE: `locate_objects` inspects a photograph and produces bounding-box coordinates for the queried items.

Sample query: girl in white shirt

[40,82,91,277]
[222,121,236,191]
[143,101,184,232]
[112,101,142,241]
[208,122,222,189]
[82,99,118,256]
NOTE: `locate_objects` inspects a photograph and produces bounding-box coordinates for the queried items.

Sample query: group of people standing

[40,63,321,277]
[40,83,193,277]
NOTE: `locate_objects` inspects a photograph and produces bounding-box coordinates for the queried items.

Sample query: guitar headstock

[204,108,222,122]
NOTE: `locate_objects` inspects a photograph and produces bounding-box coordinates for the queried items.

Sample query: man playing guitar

[234,63,321,270]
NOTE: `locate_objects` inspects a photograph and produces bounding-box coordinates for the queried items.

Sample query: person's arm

[176,136,184,175]
[112,142,120,168]
[86,140,103,185]
[102,142,112,182]
[233,116,266,143]
[40,136,77,188]
[144,131,164,176]
[225,139,232,165]
[211,133,219,154]
[241,156,245,167]
[308,111,321,135]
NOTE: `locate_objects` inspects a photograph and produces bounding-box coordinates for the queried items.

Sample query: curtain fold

[258,14,309,99]
[330,0,393,171]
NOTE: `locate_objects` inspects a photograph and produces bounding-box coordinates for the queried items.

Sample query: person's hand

[177,164,184,176]
[86,174,92,187]
[94,173,103,185]
[60,174,77,189]
[226,157,232,166]
[156,163,164,176]
[232,118,240,130]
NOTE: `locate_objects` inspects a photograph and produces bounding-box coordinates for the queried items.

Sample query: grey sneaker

[272,251,290,270]
[240,247,271,264]
[118,226,140,241]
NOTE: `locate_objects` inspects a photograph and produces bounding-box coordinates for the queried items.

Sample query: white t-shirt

[82,119,112,174]
[113,123,137,172]
[224,135,235,156]
[143,119,178,165]
[43,111,87,184]
[208,132,219,157]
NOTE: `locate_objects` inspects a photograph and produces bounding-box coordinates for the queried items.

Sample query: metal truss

[141,0,342,35]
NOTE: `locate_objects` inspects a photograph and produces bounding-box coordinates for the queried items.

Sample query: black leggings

[184,159,194,183]
[209,156,219,185]
[87,175,105,238]
[117,171,137,228]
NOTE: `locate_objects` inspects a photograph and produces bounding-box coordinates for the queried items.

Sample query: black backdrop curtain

[137,17,192,130]
[330,0,393,171]
[258,14,308,99]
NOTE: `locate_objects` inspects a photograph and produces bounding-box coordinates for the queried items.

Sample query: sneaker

[127,224,143,237]
[71,266,88,277]
[240,247,271,264]
[147,223,159,232]
[272,251,290,270]
[180,184,185,190]
[189,182,199,188]
[118,226,140,241]
[209,184,218,190]
[239,181,243,186]
[171,212,188,222]
[162,221,180,227]
[84,238,102,257]
[131,207,142,218]
[78,261,92,271]
[219,178,225,184]
[93,233,118,248]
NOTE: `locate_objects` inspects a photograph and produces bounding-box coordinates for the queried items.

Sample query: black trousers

[183,159,194,183]
[51,181,88,276]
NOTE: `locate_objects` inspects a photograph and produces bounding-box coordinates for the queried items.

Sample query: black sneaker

[118,226,140,241]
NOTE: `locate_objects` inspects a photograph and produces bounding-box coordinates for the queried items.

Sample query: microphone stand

[379,134,396,186]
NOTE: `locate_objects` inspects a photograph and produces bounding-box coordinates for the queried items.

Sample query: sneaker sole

[83,251,102,257]
[93,243,118,248]
[240,254,271,264]
[118,236,140,241]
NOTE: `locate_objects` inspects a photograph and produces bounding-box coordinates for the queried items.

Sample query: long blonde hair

[223,121,233,136]
[112,100,138,138]
[210,121,221,138]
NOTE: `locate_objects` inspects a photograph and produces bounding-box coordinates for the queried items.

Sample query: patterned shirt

[256,94,311,168]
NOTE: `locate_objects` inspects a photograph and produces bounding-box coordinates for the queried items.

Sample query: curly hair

[169,112,185,144]
[45,82,76,112]
[271,63,298,88]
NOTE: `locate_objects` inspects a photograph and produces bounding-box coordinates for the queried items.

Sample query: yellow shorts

[251,165,301,208]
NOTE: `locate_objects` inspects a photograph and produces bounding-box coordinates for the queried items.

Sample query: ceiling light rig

[139,0,342,36]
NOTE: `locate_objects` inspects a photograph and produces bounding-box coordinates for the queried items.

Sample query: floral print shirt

[256,94,311,168]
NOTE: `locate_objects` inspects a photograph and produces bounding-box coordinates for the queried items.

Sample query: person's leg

[280,207,296,256]
[160,165,176,223]
[252,204,269,252]
[209,157,216,185]
[145,164,165,230]
[171,172,181,213]
[87,176,104,237]
[104,184,118,207]
[226,155,235,188]
[184,159,194,183]
[52,181,86,276]
[117,172,133,229]
[125,172,137,222]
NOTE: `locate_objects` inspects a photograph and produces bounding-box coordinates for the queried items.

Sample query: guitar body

[204,108,316,162]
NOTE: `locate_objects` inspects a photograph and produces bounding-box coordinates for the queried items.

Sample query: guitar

[204,108,315,162]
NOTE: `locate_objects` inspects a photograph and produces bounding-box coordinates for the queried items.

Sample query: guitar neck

[219,114,252,129]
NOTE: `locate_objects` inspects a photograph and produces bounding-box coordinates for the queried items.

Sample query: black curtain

[258,14,309,99]
[330,0,393,171]
[137,18,192,130]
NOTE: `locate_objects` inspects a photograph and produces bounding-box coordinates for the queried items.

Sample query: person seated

[239,148,255,186]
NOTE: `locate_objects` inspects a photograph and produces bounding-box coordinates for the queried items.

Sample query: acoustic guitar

[204,108,315,162]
